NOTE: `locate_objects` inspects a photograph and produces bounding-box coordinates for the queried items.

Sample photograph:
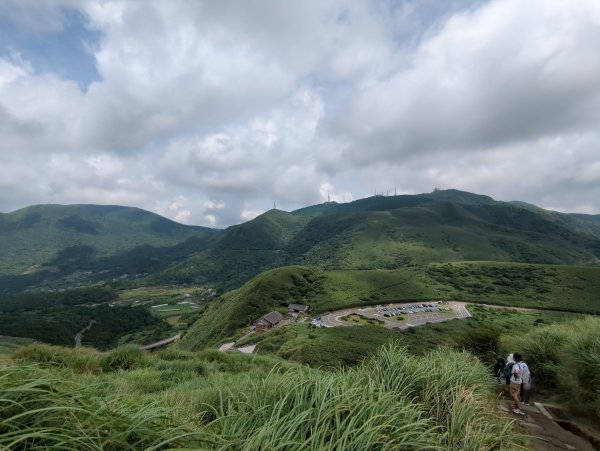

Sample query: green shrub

[155,348,195,361]
[101,344,148,372]
[12,342,62,364]
[502,324,568,388]
[0,364,199,450]
[195,344,521,450]
[507,317,600,418]
[13,343,102,373]
[559,318,600,417]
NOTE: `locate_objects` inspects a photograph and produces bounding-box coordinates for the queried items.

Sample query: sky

[1,0,600,227]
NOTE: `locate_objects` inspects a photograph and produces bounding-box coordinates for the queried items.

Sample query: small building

[255,311,284,332]
[288,303,310,314]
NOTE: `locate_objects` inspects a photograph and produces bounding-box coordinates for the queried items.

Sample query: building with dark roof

[255,311,284,332]
[288,304,309,314]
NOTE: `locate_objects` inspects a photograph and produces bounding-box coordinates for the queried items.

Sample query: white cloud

[1,0,600,224]
[331,0,600,165]
[241,208,262,222]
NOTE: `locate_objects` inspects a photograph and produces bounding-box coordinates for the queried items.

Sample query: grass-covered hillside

[3,308,598,449]
[160,190,600,290]
[179,266,322,349]
[4,190,600,295]
[154,209,309,287]
[180,262,600,350]
[2,342,523,450]
[0,204,217,293]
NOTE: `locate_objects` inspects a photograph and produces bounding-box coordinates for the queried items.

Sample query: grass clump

[1,341,523,450]
[101,344,148,372]
[12,343,103,374]
[505,316,600,418]
[195,344,522,450]
[0,364,198,450]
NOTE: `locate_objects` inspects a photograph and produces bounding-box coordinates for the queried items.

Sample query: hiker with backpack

[508,353,525,414]
[518,356,532,405]
[502,354,515,398]
[493,357,506,396]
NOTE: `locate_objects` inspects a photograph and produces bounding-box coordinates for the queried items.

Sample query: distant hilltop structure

[374,185,398,197]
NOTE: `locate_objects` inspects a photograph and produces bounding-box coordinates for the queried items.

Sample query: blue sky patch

[0,8,102,90]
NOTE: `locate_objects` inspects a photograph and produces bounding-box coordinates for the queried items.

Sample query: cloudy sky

[1,0,600,227]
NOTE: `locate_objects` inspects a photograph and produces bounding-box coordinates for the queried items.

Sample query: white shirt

[510,362,522,384]
[519,362,531,384]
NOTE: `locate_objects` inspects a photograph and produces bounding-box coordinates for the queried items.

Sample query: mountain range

[1,189,599,295]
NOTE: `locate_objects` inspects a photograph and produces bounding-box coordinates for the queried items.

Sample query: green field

[116,286,214,327]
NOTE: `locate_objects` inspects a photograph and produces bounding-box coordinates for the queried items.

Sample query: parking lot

[316,301,470,330]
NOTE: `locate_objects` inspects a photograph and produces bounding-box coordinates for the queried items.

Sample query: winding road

[74,319,96,348]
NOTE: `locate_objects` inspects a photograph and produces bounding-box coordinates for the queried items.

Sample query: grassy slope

[154,209,309,288]
[159,191,600,290]
[293,202,600,269]
[180,262,600,350]
[179,266,322,349]
[0,335,34,357]
[3,315,597,449]
[5,191,600,294]
[317,262,600,313]
[0,204,216,276]
[3,342,522,450]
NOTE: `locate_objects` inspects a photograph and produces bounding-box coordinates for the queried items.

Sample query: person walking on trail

[503,354,515,399]
[510,353,524,414]
[518,356,532,405]
[493,357,506,396]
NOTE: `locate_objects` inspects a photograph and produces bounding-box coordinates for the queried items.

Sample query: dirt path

[140,333,181,351]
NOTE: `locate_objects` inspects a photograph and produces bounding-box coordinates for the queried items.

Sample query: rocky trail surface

[500,400,598,450]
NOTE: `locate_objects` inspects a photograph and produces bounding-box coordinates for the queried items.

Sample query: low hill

[162,190,600,290]
[178,266,321,349]
[0,204,217,293]
[179,262,600,349]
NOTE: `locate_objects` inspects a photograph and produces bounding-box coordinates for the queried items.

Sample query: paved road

[74,319,96,348]
[320,301,470,330]
[140,333,182,351]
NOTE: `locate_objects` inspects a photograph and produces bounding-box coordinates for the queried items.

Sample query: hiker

[502,354,515,398]
[519,357,532,405]
[510,353,524,414]
[493,357,505,396]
